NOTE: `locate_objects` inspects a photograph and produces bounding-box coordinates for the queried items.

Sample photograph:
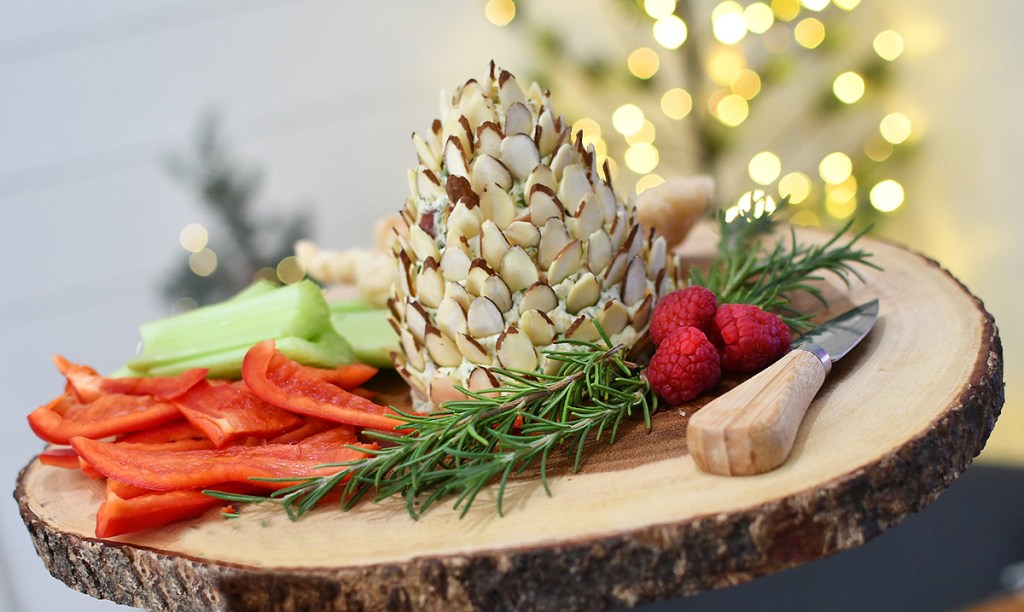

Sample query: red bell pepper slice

[268,417,338,444]
[303,363,378,389]
[173,380,303,448]
[53,355,207,403]
[37,447,80,470]
[70,435,377,492]
[27,392,181,445]
[95,488,222,538]
[116,419,206,444]
[241,340,406,432]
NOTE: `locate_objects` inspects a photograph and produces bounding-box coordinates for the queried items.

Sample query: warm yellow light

[612,104,645,136]
[833,71,865,104]
[731,69,762,99]
[661,88,693,119]
[276,256,306,284]
[873,30,904,61]
[653,15,689,49]
[880,112,912,144]
[864,133,894,162]
[794,18,825,48]
[179,223,208,253]
[716,94,749,127]
[712,2,747,44]
[790,210,820,226]
[189,248,218,277]
[833,0,861,9]
[771,0,801,21]
[819,152,852,184]
[624,143,660,174]
[573,117,603,139]
[635,173,666,195]
[827,175,858,202]
[644,0,677,19]
[707,46,746,86]
[870,179,904,212]
[748,151,781,185]
[484,0,516,26]
[727,190,777,222]
[744,3,775,34]
[801,0,830,10]
[588,137,608,158]
[779,171,812,203]
[628,47,660,79]
[825,190,857,219]
[626,120,656,145]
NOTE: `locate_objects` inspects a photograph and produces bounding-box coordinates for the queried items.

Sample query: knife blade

[687,299,880,476]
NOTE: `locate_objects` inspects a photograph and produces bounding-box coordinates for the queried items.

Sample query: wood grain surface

[15,226,1004,611]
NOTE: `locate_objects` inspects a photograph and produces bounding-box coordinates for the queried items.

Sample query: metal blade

[796,299,879,362]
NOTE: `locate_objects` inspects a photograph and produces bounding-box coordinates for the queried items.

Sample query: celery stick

[228,279,279,302]
[329,298,376,314]
[128,280,329,371]
[145,331,355,379]
[331,309,398,368]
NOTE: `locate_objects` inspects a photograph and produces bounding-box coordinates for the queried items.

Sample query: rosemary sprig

[689,195,880,331]
[206,328,655,519]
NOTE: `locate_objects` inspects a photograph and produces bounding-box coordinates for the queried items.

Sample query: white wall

[1,1,1020,610]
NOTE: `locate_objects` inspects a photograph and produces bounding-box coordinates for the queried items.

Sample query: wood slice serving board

[16,227,1004,611]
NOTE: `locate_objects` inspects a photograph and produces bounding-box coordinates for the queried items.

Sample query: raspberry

[649,285,718,346]
[714,304,791,373]
[646,326,721,405]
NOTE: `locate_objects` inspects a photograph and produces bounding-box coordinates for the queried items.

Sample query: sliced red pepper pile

[27,345,393,538]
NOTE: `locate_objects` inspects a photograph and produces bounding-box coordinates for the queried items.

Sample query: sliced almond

[467,296,505,338]
[425,325,463,368]
[396,248,414,299]
[647,235,667,280]
[566,272,601,314]
[500,134,540,181]
[520,309,556,346]
[447,199,483,238]
[443,135,470,179]
[503,220,540,248]
[415,257,444,308]
[476,121,504,159]
[467,367,500,393]
[399,327,425,371]
[587,229,613,276]
[631,294,654,330]
[537,217,571,269]
[499,245,539,292]
[471,154,512,193]
[481,274,513,313]
[466,259,495,296]
[570,192,604,239]
[537,109,560,158]
[429,372,467,407]
[456,334,493,366]
[603,249,628,287]
[412,132,440,173]
[595,183,617,224]
[405,299,429,344]
[408,223,440,263]
[505,102,534,136]
[528,185,564,227]
[496,326,538,371]
[456,81,495,128]
[396,365,428,406]
[480,185,516,230]
[549,142,574,180]
[415,167,444,202]
[547,239,583,286]
[480,219,511,270]
[436,295,469,339]
[445,281,472,310]
[624,224,643,261]
[609,211,627,250]
[621,255,647,306]
[524,164,557,198]
[498,69,526,112]
[519,282,557,314]
[598,300,630,336]
[439,245,471,281]
[445,174,479,210]
[558,164,591,215]
[566,315,601,342]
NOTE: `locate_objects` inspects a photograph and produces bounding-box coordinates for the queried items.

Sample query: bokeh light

[833,0,861,9]
[716,94,749,127]
[864,133,894,162]
[744,3,775,33]
[484,0,516,26]
[880,112,912,144]
[779,171,812,203]
[748,151,782,185]
[771,0,801,21]
[644,0,677,19]
[712,2,747,44]
[635,173,666,195]
[189,248,218,277]
[873,30,904,61]
[179,223,208,253]
[801,0,830,11]
[573,117,602,139]
[628,47,660,79]
[833,71,865,104]
[612,104,645,136]
[726,190,777,221]
[660,88,693,119]
[276,256,306,284]
[625,120,657,145]
[870,179,905,212]
[653,15,689,49]
[794,18,825,48]
[731,69,762,99]
[707,46,746,85]
[624,143,660,174]
[819,152,852,184]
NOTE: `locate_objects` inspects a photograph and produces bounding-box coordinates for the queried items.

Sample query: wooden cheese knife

[688,299,880,476]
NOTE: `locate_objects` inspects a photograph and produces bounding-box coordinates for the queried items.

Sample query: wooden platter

[16,226,1004,611]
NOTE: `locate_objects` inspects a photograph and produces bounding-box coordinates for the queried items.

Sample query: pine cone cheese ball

[388,63,680,410]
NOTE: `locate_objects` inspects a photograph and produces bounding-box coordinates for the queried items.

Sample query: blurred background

[1,1,1020,610]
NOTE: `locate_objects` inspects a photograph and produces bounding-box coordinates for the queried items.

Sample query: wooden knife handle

[687,348,829,476]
